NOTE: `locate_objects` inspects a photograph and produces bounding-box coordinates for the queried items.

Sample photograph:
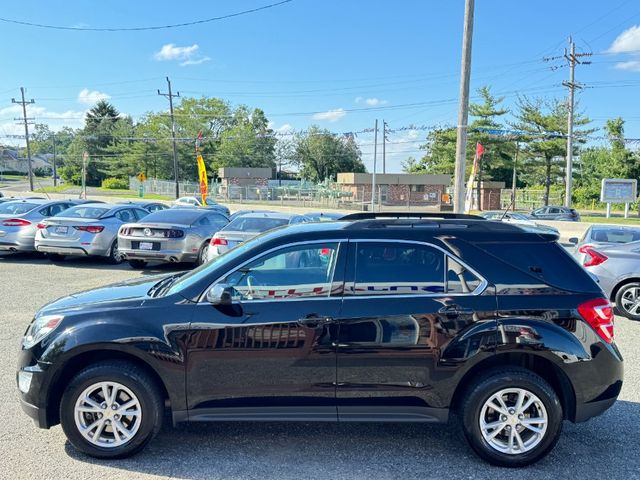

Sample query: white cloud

[355,96,364,103]
[608,25,640,53]
[365,97,387,106]
[276,123,293,132]
[312,108,346,122]
[614,60,640,71]
[153,43,210,66]
[77,88,110,105]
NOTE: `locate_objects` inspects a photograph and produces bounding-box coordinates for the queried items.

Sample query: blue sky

[1,0,640,172]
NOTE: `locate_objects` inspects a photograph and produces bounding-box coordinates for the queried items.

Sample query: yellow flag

[196,153,208,206]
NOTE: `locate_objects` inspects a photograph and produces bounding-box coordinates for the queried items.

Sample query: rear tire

[128,259,147,269]
[59,361,164,459]
[106,240,123,265]
[196,241,209,266]
[615,282,640,320]
[459,368,563,467]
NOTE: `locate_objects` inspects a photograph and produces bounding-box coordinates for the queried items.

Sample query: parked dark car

[116,200,168,213]
[530,206,580,221]
[17,212,622,467]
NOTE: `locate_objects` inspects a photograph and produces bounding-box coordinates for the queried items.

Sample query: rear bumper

[120,247,196,263]
[574,396,618,423]
[35,244,108,257]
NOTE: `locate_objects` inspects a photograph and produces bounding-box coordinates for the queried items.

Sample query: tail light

[578,298,614,344]
[165,229,184,238]
[578,245,608,267]
[119,227,130,235]
[74,225,104,233]
[2,218,31,227]
[36,223,46,229]
[211,237,227,246]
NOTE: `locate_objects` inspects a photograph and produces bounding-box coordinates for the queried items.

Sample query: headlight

[23,314,63,349]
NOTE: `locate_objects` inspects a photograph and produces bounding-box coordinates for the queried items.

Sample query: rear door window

[447,257,483,293]
[350,242,445,295]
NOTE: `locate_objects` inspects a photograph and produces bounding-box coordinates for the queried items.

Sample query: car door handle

[438,305,473,317]
[297,315,334,327]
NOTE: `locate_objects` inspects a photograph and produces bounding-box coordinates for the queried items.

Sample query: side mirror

[206,283,234,306]
[568,237,579,245]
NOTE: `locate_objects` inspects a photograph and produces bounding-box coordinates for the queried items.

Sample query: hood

[39,273,179,314]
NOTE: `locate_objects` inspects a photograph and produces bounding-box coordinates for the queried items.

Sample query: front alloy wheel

[74,381,142,448]
[60,361,163,458]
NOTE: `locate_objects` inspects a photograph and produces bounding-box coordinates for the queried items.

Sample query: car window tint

[198,216,211,226]
[207,214,228,229]
[548,208,560,214]
[47,204,66,216]
[60,206,109,218]
[223,243,339,301]
[115,209,134,222]
[133,208,149,220]
[447,257,482,293]
[0,202,38,215]
[351,242,445,296]
[597,229,640,243]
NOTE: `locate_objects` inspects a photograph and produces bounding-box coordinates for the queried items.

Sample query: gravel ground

[1,253,639,480]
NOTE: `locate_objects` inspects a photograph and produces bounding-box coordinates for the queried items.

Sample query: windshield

[0,202,38,215]
[224,216,289,232]
[59,206,109,219]
[165,234,265,296]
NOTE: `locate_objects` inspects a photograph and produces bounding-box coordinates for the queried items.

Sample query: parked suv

[17,213,622,467]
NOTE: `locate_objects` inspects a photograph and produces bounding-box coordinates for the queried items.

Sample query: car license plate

[55,226,68,234]
[139,242,154,250]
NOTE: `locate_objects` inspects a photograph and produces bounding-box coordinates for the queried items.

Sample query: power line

[0,0,294,31]
[158,77,181,198]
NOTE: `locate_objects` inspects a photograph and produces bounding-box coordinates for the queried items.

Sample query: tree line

[403,86,640,207]
[23,98,365,187]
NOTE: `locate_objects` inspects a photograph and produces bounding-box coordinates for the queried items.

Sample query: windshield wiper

[148,273,184,297]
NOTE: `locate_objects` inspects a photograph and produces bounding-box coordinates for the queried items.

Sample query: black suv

[17,213,623,467]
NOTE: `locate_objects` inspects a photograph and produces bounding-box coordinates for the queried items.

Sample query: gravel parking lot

[1,253,639,480]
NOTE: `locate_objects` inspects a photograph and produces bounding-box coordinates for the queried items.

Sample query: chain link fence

[500,189,563,211]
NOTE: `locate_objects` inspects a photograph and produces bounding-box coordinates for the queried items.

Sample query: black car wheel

[106,240,123,265]
[615,282,640,320]
[128,259,147,269]
[460,368,562,467]
[60,361,163,459]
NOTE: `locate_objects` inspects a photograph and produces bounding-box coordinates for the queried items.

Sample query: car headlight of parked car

[23,314,63,349]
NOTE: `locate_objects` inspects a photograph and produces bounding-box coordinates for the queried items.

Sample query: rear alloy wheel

[460,368,562,467]
[60,361,163,459]
[128,259,147,269]
[107,240,123,265]
[615,282,640,320]
[197,242,209,266]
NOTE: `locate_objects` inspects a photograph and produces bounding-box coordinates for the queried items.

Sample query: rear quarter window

[476,241,599,293]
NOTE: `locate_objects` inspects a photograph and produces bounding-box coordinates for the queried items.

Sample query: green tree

[512,97,593,205]
[292,126,365,182]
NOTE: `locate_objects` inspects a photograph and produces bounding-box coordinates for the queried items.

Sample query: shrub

[101,177,130,190]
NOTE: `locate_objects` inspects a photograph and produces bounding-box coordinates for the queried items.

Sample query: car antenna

[500,198,514,221]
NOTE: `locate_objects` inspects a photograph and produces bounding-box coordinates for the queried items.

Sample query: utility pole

[12,87,35,191]
[511,141,519,211]
[563,37,591,208]
[81,151,88,199]
[371,119,378,211]
[158,77,181,198]
[453,0,475,213]
[52,133,57,187]
[382,120,387,174]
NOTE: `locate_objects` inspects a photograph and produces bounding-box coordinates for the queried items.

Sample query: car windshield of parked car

[509,213,531,220]
[0,202,38,215]
[223,216,289,233]
[141,209,205,225]
[59,206,110,219]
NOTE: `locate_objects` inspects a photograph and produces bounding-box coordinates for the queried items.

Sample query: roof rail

[341,212,485,221]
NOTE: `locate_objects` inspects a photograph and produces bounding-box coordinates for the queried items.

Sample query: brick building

[336,173,451,207]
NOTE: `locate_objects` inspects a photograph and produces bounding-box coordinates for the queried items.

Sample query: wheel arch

[450,352,577,422]
[45,349,171,428]
[610,277,640,302]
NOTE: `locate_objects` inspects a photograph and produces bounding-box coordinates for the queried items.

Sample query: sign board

[600,179,637,203]
[137,172,146,182]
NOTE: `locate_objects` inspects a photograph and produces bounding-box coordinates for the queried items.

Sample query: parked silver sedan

[35,203,150,263]
[579,240,640,320]
[570,225,640,264]
[118,208,229,268]
[0,199,78,254]
[207,212,310,260]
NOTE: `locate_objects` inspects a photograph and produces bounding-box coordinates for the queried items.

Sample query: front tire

[459,368,562,467]
[615,282,640,320]
[60,361,164,459]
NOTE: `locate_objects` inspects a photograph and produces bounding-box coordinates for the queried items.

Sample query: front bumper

[16,358,51,429]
